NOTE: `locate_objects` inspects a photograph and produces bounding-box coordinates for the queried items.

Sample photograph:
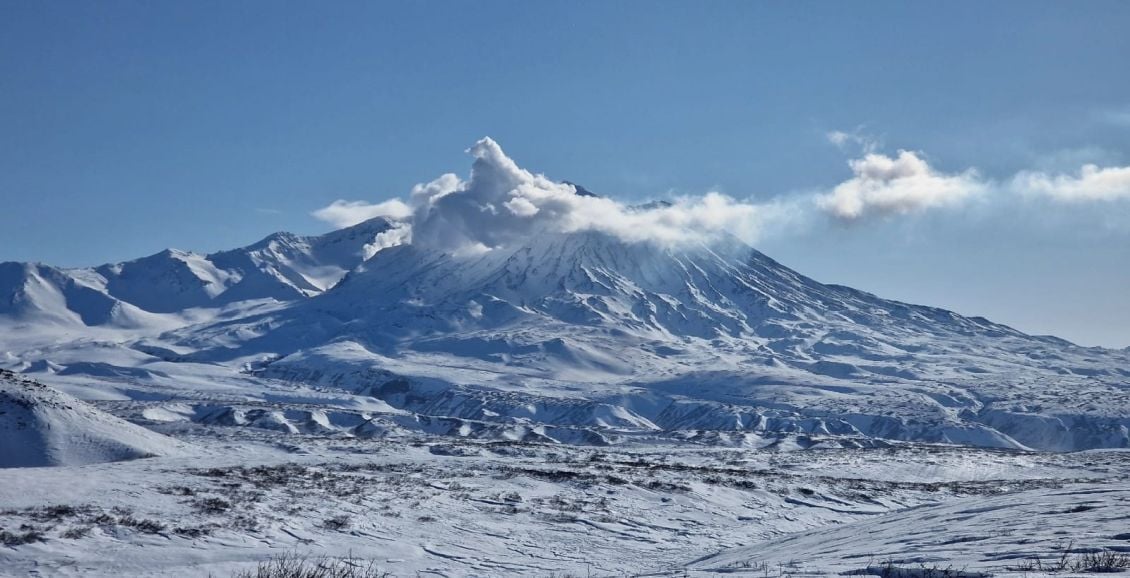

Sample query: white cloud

[361,222,412,259]
[316,136,1130,251]
[826,131,853,147]
[1012,164,1130,202]
[503,196,539,217]
[409,173,463,209]
[405,137,791,252]
[310,138,794,254]
[311,198,413,228]
[826,128,879,153]
[818,150,986,221]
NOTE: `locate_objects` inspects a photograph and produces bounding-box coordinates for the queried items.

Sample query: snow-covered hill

[0,261,164,329]
[0,369,186,468]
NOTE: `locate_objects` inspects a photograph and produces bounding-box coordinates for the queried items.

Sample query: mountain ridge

[0,216,399,327]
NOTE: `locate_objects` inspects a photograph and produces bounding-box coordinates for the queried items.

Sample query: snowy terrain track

[0,430,1127,577]
[691,475,1130,577]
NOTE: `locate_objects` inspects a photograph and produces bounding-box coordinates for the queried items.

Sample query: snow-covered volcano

[173,220,1120,450]
[2,139,1128,452]
[317,228,1030,345]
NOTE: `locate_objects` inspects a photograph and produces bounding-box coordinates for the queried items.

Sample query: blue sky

[2,1,1129,346]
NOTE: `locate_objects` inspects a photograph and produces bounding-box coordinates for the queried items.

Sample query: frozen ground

[1,394,1128,577]
[691,477,1130,577]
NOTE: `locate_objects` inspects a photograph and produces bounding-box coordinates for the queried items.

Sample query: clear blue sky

[2,1,1129,346]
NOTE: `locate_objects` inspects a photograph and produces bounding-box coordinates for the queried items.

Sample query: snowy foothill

[0,370,188,468]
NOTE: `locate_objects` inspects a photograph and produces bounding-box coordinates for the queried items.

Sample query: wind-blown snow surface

[690,475,1130,576]
[0,370,186,467]
[0,430,1127,577]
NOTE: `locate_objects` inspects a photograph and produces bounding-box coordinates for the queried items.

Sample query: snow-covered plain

[2,140,1129,576]
[1,401,1128,577]
[2,400,1128,577]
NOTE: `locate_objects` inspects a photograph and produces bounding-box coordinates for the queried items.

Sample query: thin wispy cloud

[1013,164,1130,202]
[826,128,879,153]
[311,198,413,228]
[1095,104,1130,128]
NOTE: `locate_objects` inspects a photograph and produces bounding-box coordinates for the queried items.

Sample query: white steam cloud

[311,198,413,228]
[335,137,791,255]
[1012,164,1130,202]
[361,222,412,260]
[312,135,1129,256]
[817,150,986,221]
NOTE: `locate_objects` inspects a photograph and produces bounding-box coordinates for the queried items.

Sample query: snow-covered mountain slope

[204,217,407,301]
[0,217,398,327]
[140,224,1130,452]
[0,262,165,329]
[0,369,187,468]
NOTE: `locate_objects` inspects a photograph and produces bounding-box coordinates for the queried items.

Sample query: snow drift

[0,369,185,468]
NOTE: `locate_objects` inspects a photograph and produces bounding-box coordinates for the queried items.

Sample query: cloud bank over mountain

[316,138,796,255]
[413,138,801,253]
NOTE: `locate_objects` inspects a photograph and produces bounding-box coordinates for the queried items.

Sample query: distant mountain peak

[631,199,673,211]
[0,216,400,325]
[561,181,599,197]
